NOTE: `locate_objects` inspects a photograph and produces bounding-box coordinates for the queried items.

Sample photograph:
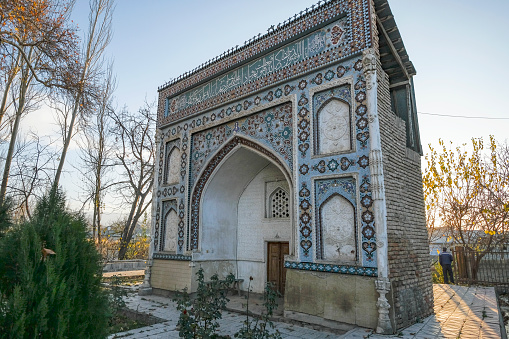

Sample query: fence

[452,247,509,286]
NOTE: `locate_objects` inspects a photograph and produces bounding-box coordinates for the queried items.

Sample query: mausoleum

[143,0,433,333]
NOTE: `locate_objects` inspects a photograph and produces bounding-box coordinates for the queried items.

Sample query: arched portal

[190,137,293,293]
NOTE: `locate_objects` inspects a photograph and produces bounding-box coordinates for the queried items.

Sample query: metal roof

[374,0,416,85]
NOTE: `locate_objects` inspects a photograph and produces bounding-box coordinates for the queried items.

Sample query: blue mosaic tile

[284,261,377,277]
[153,253,192,261]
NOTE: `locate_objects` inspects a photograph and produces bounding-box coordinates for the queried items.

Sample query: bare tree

[0,48,21,129]
[0,46,44,202]
[7,133,58,220]
[75,65,116,241]
[109,102,155,260]
[52,0,114,191]
[0,0,80,203]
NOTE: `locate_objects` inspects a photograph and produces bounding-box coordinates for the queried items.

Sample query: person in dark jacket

[439,247,454,284]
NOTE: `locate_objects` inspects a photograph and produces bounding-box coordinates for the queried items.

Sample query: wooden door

[267,242,289,295]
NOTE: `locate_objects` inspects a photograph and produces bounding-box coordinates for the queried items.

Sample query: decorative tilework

[166,19,348,118]
[189,136,289,250]
[159,200,178,252]
[312,84,352,155]
[190,103,293,188]
[157,0,372,127]
[298,182,312,258]
[153,253,192,261]
[154,203,161,250]
[314,177,357,260]
[163,139,180,184]
[154,17,378,268]
[284,261,377,277]
[178,200,185,251]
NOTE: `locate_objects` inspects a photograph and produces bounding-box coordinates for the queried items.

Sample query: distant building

[144,0,432,334]
[429,228,455,255]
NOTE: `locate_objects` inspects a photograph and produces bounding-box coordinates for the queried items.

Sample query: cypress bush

[0,191,110,338]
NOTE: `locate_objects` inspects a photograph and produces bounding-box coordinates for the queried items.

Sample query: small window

[269,188,290,218]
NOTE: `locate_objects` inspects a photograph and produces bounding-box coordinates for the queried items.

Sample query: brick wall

[377,65,434,329]
[237,163,292,261]
[237,163,292,293]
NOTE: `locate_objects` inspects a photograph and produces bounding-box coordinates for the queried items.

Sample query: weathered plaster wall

[284,269,378,328]
[377,64,434,329]
[151,259,191,291]
[199,148,271,260]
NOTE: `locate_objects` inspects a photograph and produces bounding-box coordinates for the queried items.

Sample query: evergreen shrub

[0,191,110,338]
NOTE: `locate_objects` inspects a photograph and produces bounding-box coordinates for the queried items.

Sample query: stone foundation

[151,259,191,291]
[284,269,379,329]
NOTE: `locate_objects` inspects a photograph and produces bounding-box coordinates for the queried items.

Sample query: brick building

[142,0,433,333]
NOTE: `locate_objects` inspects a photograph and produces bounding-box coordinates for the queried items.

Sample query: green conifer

[0,191,110,338]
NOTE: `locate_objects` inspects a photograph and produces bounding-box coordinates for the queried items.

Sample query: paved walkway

[109,284,503,339]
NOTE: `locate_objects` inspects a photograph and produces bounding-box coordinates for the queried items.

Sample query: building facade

[143,0,433,333]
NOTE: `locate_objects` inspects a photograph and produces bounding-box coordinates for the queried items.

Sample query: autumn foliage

[0,0,80,88]
[423,136,509,277]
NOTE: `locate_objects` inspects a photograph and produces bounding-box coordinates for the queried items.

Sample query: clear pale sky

[73,0,508,148]
[53,0,509,219]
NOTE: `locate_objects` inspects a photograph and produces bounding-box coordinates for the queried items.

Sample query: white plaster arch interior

[196,142,294,293]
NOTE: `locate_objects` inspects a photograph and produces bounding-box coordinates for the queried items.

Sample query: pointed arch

[164,209,178,252]
[189,136,291,250]
[160,199,178,252]
[165,146,180,185]
[268,187,290,218]
[315,97,351,155]
[317,193,356,262]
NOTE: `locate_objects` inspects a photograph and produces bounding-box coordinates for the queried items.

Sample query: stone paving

[109,284,503,339]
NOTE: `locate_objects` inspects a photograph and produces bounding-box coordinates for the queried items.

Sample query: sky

[24,0,509,221]
[82,0,509,147]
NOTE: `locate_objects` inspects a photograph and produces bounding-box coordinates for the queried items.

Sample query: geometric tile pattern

[189,102,293,188]
[153,253,192,261]
[284,260,377,277]
[158,0,372,126]
[314,177,358,260]
[189,136,289,250]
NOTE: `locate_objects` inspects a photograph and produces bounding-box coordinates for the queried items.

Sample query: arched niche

[165,147,180,185]
[164,208,178,252]
[316,99,351,155]
[319,193,356,262]
[191,137,293,294]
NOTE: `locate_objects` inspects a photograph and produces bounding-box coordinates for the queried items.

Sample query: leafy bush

[0,191,110,338]
[174,270,282,338]
[235,278,282,339]
[431,260,444,284]
[174,268,235,338]
[96,235,149,261]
